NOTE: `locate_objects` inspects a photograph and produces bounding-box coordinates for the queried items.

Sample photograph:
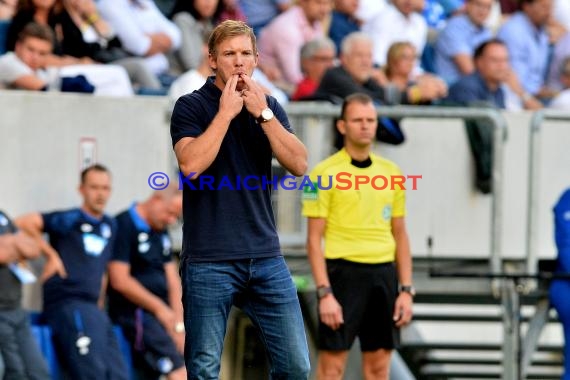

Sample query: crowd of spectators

[1,0,569,105]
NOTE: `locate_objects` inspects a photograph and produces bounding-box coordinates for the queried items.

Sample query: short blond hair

[208,20,256,56]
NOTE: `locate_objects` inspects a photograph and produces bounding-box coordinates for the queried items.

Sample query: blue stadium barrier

[29,316,61,380]
[113,324,136,380]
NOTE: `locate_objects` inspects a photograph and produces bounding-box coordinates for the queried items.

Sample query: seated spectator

[497,0,553,100]
[328,0,361,54]
[362,0,427,69]
[446,39,542,110]
[60,0,162,91]
[0,0,16,20]
[291,37,336,100]
[0,209,51,380]
[107,186,185,380]
[238,0,291,36]
[316,32,446,145]
[170,0,245,72]
[315,32,446,105]
[434,0,493,85]
[549,57,570,109]
[0,22,56,90]
[7,0,134,96]
[0,22,95,93]
[97,0,182,77]
[385,41,447,103]
[258,0,332,94]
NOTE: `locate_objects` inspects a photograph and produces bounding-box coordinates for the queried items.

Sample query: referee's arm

[392,217,413,327]
[307,217,344,330]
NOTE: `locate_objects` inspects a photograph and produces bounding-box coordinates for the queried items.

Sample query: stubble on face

[210,35,258,92]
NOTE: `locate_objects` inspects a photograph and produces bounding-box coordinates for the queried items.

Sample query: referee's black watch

[316,285,333,300]
[399,285,416,297]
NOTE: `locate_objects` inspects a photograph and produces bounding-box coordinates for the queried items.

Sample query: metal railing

[283,102,508,275]
[526,110,570,276]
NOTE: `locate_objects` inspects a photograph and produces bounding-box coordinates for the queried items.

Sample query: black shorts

[318,259,400,352]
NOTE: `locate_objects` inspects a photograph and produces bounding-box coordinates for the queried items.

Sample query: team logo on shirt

[138,232,150,254]
[302,182,319,200]
[0,214,8,227]
[138,232,149,242]
[382,205,392,221]
[83,233,106,256]
[162,234,171,256]
[138,243,150,254]
[564,211,570,221]
[80,223,93,233]
[100,223,111,239]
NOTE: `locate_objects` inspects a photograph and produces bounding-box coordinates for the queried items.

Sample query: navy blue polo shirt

[446,72,506,108]
[41,208,116,309]
[170,76,288,262]
[0,210,21,310]
[329,11,359,55]
[108,204,172,319]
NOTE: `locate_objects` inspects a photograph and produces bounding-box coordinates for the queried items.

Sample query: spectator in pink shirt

[258,0,332,94]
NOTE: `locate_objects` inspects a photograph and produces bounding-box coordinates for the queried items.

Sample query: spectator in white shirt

[97,0,182,76]
[0,22,53,90]
[362,0,427,69]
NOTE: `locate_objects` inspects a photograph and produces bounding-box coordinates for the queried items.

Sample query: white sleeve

[146,1,181,50]
[362,14,389,66]
[97,0,152,56]
[0,53,35,85]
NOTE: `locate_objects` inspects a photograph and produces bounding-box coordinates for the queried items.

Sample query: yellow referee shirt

[302,148,406,264]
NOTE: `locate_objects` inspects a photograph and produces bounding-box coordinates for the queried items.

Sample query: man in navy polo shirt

[171,20,310,379]
[16,164,129,380]
[107,185,185,380]
[446,39,543,110]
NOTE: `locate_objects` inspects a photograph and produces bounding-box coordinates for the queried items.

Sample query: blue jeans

[181,256,310,380]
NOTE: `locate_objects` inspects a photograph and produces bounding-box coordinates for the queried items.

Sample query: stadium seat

[30,313,61,380]
[113,324,135,380]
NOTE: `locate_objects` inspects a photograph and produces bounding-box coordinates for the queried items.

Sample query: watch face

[261,108,274,120]
[401,286,416,296]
